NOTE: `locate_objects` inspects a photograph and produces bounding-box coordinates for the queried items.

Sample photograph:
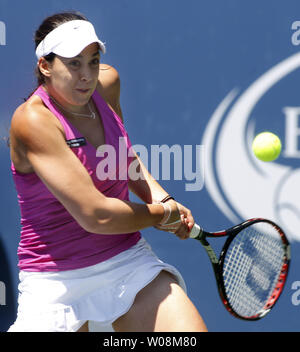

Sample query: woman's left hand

[155,201,194,240]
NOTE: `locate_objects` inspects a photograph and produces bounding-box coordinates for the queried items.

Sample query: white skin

[10,42,207,332]
[40,45,101,111]
[31,42,194,237]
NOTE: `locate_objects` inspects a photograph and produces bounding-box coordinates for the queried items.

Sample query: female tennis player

[7,11,207,332]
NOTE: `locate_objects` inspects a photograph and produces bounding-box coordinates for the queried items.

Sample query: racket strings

[222,223,285,318]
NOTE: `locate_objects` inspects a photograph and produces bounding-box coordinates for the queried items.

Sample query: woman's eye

[91,58,100,65]
[69,60,81,68]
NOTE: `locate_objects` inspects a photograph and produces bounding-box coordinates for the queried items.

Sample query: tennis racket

[189,218,290,320]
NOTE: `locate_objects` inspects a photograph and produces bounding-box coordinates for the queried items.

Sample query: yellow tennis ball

[252,132,282,162]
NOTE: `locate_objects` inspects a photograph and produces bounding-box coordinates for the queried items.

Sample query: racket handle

[189,223,202,238]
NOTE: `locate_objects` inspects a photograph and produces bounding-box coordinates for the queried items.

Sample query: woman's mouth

[76,88,90,94]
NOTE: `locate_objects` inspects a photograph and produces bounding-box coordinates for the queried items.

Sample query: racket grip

[189,223,201,238]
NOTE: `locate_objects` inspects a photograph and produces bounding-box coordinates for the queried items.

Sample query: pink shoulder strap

[33,86,78,140]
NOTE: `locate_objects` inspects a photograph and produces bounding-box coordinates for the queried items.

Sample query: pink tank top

[11,86,141,272]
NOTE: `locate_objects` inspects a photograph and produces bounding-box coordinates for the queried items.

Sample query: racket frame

[194,218,290,320]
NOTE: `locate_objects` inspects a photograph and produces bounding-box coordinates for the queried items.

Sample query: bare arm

[11,103,166,235]
[128,152,169,204]
[97,64,124,122]
[128,153,194,234]
[97,65,169,203]
[97,64,193,237]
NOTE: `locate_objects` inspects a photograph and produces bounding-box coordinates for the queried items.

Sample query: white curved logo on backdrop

[203,52,300,241]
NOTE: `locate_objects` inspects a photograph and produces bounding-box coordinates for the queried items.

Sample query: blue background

[0,0,299,331]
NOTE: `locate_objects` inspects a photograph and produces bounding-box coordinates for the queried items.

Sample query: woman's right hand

[155,200,192,240]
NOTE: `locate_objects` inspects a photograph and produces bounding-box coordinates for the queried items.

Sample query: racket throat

[201,240,219,265]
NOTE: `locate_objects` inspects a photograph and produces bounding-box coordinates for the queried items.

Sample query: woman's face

[41,42,100,107]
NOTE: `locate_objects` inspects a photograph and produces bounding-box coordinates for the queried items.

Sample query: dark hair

[34,11,88,85]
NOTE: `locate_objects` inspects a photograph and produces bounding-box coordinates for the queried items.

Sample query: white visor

[35,20,106,59]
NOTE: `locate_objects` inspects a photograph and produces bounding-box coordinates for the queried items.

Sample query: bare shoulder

[99,63,120,88]
[11,95,65,150]
[97,64,123,121]
[10,95,66,173]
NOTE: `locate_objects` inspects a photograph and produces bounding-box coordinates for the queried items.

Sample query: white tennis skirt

[7,237,186,332]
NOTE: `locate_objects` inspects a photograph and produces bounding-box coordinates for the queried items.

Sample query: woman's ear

[37,57,52,79]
